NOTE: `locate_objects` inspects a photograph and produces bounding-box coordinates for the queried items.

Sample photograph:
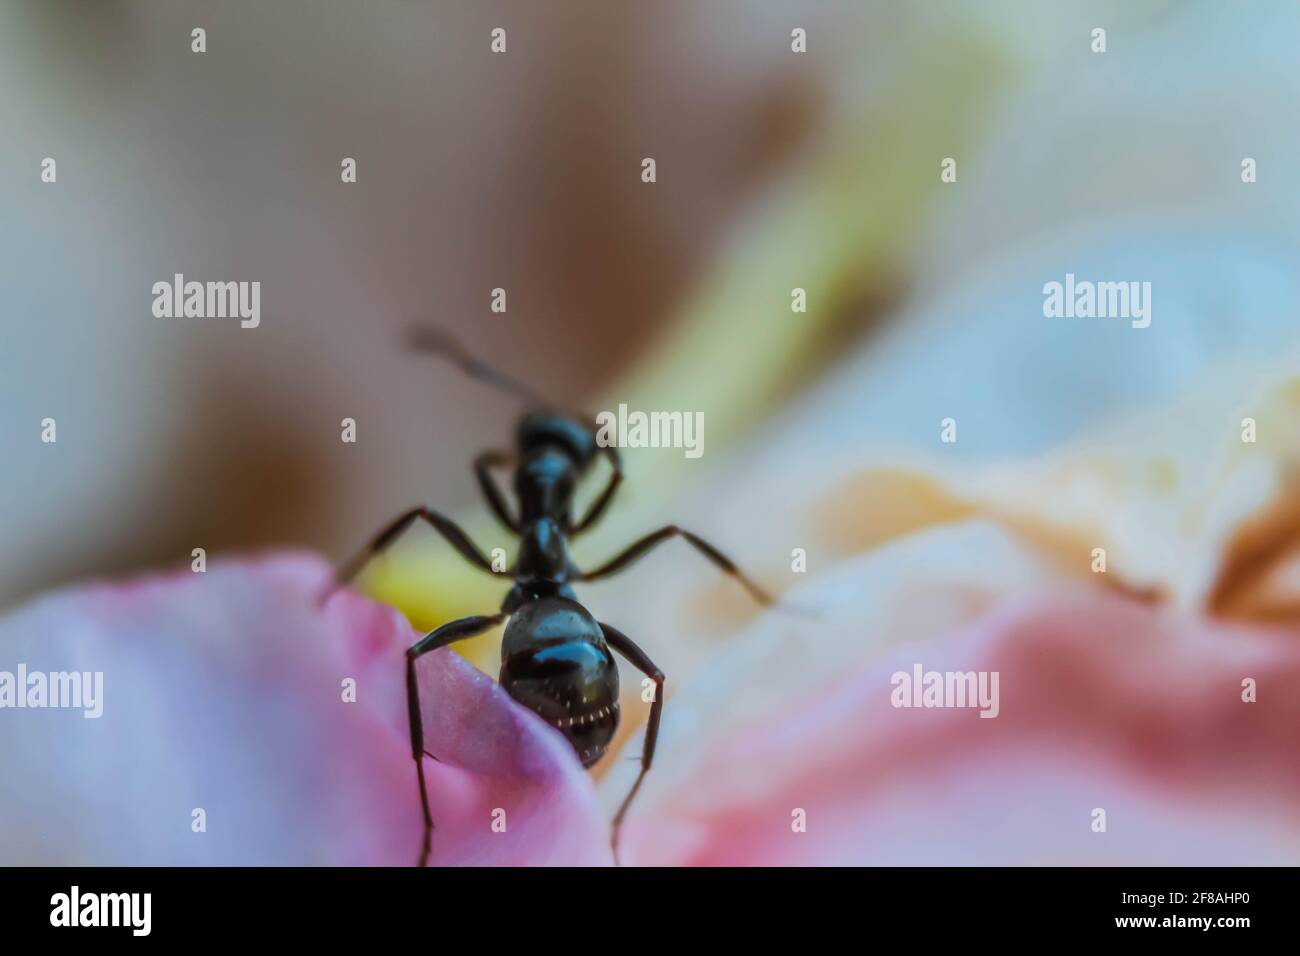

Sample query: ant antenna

[405,323,553,410]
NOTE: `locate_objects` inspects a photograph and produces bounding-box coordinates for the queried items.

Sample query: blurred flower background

[4,0,1300,865]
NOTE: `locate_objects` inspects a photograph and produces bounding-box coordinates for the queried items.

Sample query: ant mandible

[323,326,772,866]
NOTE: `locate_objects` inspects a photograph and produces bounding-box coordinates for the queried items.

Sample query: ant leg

[474,450,520,533]
[599,622,664,864]
[580,525,773,606]
[407,612,507,866]
[573,446,623,534]
[321,506,500,604]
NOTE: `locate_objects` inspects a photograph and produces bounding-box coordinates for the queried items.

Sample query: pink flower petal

[0,553,610,865]
[618,560,1300,865]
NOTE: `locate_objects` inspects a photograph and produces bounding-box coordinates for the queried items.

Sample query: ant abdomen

[499,597,620,768]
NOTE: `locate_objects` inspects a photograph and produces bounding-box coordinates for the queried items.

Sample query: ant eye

[517,414,595,466]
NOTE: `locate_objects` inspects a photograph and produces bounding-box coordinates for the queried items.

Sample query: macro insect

[323,326,772,866]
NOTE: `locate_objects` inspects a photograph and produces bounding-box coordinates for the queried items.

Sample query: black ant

[323,326,772,866]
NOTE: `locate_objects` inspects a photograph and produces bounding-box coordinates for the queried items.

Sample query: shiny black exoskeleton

[499,594,619,768]
[325,327,772,866]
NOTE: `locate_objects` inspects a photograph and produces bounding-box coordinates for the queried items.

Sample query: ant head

[517,412,597,468]
[499,597,619,768]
